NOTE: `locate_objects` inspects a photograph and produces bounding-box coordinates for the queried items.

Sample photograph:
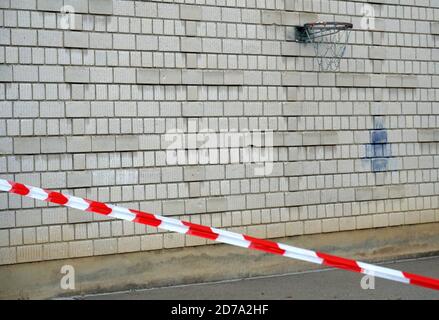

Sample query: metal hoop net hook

[296,22,353,72]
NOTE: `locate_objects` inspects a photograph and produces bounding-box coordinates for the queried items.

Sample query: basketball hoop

[296,21,353,72]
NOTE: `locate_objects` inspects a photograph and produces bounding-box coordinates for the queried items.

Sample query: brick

[339,217,356,231]
[0,66,12,82]
[285,221,303,236]
[322,218,339,233]
[137,69,160,84]
[182,70,203,84]
[37,0,63,11]
[266,193,284,207]
[302,132,320,146]
[336,73,354,87]
[246,225,266,238]
[17,245,42,263]
[139,135,160,150]
[282,72,301,85]
[14,65,38,82]
[304,220,322,234]
[0,230,9,246]
[163,233,185,248]
[161,167,183,182]
[162,200,185,215]
[43,243,68,260]
[116,136,139,151]
[11,29,37,46]
[41,137,66,153]
[321,132,338,145]
[432,22,439,35]
[113,34,135,50]
[89,0,113,15]
[281,11,300,26]
[183,166,205,181]
[65,66,89,83]
[114,68,136,83]
[224,71,244,85]
[67,171,91,187]
[181,37,202,53]
[203,71,223,85]
[221,7,240,22]
[114,101,137,117]
[185,198,206,214]
[39,66,64,82]
[185,21,198,37]
[42,172,66,188]
[69,240,93,258]
[16,209,42,227]
[141,234,163,251]
[418,129,437,142]
[67,136,91,152]
[135,1,157,17]
[157,2,179,19]
[89,32,112,49]
[246,194,265,209]
[42,207,67,225]
[389,212,404,226]
[0,248,17,265]
[261,10,281,25]
[38,30,62,47]
[355,187,373,201]
[63,0,88,13]
[92,170,115,186]
[222,39,241,54]
[66,101,90,117]
[118,236,140,253]
[14,137,40,154]
[160,69,181,84]
[94,238,117,255]
[136,35,158,50]
[181,101,202,116]
[180,5,202,21]
[92,136,115,152]
[299,13,319,25]
[402,75,418,88]
[90,67,112,83]
[369,46,386,60]
[267,223,285,238]
[206,197,227,212]
[242,9,260,24]
[372,214,389,228]
[64,31,88,48]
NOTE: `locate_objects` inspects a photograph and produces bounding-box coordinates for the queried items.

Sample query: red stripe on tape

[403,272,439,291]
[46,191,69,205]
[317,252,362,273]
[244,235,286,255]
[84,200,112,215]
[131,209,162,227]
[9,182,30,196]
[183,221,219,240]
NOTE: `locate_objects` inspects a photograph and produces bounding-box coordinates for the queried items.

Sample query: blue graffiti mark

[371,130,387,144]
[364,116,391,172]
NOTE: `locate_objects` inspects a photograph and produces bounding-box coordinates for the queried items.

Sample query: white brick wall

[0,0,439,265]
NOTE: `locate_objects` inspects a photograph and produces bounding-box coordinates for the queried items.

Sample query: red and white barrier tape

[0,178,438,291]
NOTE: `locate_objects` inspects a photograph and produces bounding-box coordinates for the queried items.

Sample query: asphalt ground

[81,255,439,300]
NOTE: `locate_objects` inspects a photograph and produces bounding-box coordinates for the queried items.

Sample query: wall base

[1,223,438,299]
